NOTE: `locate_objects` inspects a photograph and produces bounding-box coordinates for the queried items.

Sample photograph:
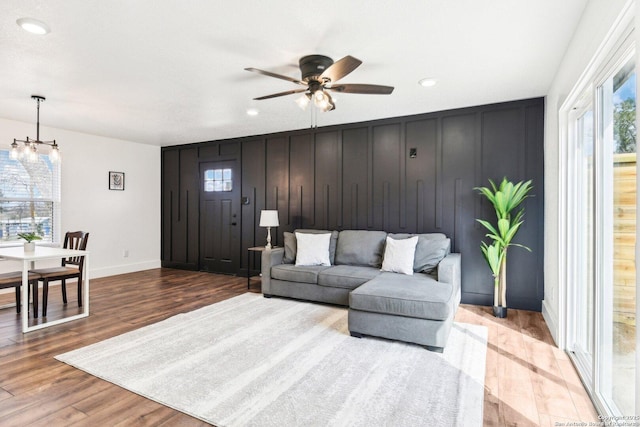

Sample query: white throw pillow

[381,236,419,275]
[295,232,332,266]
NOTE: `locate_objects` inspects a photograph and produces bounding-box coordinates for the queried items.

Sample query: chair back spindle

[62,231,89,268]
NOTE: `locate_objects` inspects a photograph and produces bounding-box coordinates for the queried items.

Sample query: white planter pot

[23,242,35,252]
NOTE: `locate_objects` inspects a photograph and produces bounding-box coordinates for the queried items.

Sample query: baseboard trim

[89,260,162,279]
[542,299,560,347]
[0,260,162,296]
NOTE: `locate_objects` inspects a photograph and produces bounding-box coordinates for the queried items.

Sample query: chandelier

[10,95,60,163]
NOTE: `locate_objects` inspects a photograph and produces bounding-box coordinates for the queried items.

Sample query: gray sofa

[261,229,461,352]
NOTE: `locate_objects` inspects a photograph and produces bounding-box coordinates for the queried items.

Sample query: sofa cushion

[317,265,382,290]
[388,233,451,273]
[271,264,331,284]
[349,272,454,321]
[335,230,388,267]
[283,230,339,264]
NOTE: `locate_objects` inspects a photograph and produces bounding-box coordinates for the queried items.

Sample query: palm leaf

[497,218,511,240]
[476,219,499,236]
[488,178,499,193]
[503,220,523,245]
[510,243,532,252]
[494,191,507,218]
[508,180,533,211]
[474,186,497,205]
[480,241,503,276]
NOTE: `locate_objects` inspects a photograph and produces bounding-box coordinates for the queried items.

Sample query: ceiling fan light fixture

[313,91,335,112]
[315,98,328,110]
[322,99,335,112]
[313,90,331,110]
[16,18,50,35]
[295,94,311,110]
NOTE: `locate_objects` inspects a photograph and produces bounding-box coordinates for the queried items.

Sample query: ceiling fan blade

[328,84,394,95]
[320,56,362,82]
[254,88,308,100]
[245,67,305,85]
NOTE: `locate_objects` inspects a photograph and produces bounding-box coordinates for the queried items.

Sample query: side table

[247,246,272,289]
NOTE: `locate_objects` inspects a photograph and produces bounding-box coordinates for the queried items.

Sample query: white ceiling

[0,1,587,147]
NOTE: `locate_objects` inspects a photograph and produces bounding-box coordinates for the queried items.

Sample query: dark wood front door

[199,160,240,274]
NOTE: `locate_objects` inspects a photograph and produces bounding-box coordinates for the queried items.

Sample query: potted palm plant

[18,232,42,252]
[475,178,533,318]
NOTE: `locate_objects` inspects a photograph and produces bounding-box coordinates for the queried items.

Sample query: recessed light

[246,108,259,116]
[17,18,51,35]
[418,78,437,87]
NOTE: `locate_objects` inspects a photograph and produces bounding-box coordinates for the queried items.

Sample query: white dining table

[0,246,90,333]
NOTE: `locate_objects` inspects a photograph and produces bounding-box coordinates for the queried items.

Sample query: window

[204,168,232,192]
[0,151,60,244]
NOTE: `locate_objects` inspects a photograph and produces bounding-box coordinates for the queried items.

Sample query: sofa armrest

[437,253,461,292]
[261,247,285,294]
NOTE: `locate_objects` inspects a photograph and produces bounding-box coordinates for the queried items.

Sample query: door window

[204,168,233,192]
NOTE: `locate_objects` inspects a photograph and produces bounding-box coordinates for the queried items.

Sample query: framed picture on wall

[109,171,125,191]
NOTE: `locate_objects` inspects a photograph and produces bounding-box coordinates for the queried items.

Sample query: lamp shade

[259,210,279,227]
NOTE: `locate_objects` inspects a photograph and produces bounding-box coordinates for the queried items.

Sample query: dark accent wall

[161,147,199,270]
[162,97,544,311]
[161,142,240,270]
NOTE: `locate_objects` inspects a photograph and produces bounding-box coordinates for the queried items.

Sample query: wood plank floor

[0,268,598,426]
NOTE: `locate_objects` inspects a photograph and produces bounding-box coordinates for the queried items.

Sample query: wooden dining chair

[0,271,40,317]
[31,231,89,317]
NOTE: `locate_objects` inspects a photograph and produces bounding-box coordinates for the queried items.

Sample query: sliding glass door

[570,102,594,381]
[567,38,637,417]
[599,54,636,416]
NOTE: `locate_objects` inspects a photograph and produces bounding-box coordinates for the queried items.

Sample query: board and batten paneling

[161,147,199,270]
[315,131,342,231]
[240,138,266,273]
[341,127,369,230]
[162,97,544,311]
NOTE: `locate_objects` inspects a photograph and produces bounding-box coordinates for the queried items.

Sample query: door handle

[231,222,237,226]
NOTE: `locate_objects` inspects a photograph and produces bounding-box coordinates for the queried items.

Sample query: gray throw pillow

[335,230,388,267]
[414,237,450,273]
[282,229,339,264]
[283,232,296,264]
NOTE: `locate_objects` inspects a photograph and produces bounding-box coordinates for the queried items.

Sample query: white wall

[0,118,161,279]
[543,0,630,344]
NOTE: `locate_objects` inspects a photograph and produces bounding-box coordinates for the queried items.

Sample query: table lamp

[259,210,279,249]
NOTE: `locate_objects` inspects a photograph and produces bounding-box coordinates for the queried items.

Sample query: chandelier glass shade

[10,95,60,163]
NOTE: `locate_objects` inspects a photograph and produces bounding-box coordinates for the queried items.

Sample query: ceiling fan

[245,55,394,112]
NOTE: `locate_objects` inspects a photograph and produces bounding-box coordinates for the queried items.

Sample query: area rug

[55,293,488,426]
